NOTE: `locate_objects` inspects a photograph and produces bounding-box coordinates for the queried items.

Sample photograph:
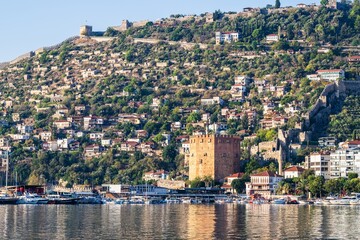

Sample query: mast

[5,139,9,190]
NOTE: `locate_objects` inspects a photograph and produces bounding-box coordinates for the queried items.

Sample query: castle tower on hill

[80,25,92,36]
[189,135,241,182]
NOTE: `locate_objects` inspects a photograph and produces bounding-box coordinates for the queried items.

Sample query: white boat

[329,196,354,205]
[191,198,203,204]
[129,196,145,204]
[18,193,48,204]
[165,197,181,203]
[181,197,192,204]
[273,199,286,204]
[114,198,129,205]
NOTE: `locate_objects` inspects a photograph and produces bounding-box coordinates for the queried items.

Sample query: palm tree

[296,178,309,196]
[202,176,214,188]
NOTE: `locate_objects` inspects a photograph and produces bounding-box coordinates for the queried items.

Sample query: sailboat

[0,139,18,204]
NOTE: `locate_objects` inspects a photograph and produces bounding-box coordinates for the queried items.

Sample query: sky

[0,0,319,62]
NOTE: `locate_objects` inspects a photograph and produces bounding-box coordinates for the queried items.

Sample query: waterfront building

[188,135,241,182]
[307,152,331,179]
[245,171,283,197]
[222,172,245,193]
[283,166,305,179]
[329,148,360,178]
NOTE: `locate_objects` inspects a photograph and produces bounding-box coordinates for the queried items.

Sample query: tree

[275,0,281,8]
[308,176,325,198]
[231,179,246,193]
[321,0,328,6]
[190,177,205,188]
[202,176,214,188]
[348,172,359,180]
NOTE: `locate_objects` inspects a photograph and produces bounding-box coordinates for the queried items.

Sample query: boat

[165,197,181,203]
[287,199,299,204]
[0,141,19,205]
[75,192,103,204]
[273,198,286,204]
[329,196,355,205]
[114,198,129,205]
[191,198,203,204]
[46,194,79,204]
[17,193,48,204]
[0,193,18,205]
[144,197,164,204]
[181,197,192,204]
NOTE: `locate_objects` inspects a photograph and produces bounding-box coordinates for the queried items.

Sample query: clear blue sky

[0,0,319,62]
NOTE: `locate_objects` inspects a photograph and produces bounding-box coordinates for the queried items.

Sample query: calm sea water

[0,204,359,239]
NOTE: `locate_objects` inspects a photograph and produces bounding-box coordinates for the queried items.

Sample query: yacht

[17,193,48,204]
[47,194,79,204]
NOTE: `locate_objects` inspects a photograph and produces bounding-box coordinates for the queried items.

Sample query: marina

[0,203,360,239]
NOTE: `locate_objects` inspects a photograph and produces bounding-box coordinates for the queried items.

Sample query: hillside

[0,2,359,187]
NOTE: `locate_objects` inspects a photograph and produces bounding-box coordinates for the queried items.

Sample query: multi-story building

[318,137,337,148]
[316,69,345,81]
[245,171,283,197]
[307,152,331,179]
[215,32,240,44]
[329,148,360,178]
[188,135,241,182]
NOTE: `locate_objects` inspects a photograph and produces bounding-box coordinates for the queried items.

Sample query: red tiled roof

[316,69,343,73]
[251,171,282,177]
[226,172,245,179]
[347,140,360,145]
[284,166,305,172]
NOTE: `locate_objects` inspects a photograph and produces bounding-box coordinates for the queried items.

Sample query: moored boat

[17,193,48,204]
[273,198,286,204]
[47,194,79,204]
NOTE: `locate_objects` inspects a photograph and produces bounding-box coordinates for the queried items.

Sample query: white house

[245,171,283,197]
[266,34,279,42]
[283,166,305,179]
[215,32,240,44]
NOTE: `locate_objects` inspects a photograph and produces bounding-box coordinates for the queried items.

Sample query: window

[200,159,203,164]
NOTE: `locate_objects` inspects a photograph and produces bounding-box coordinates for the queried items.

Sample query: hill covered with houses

[0,1,359,188]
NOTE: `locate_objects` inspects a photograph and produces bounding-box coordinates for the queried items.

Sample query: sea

[0,204,359,239]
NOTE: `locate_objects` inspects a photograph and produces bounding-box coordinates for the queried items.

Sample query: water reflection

[0,204,360,239]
